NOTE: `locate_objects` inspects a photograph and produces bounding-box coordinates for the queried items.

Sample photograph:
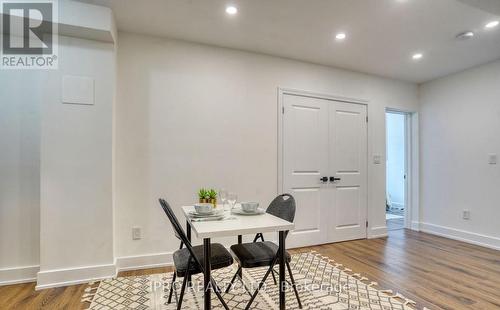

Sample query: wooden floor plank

[1,229,499,309]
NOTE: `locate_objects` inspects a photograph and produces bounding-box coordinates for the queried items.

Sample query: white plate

[189,209,225,218]
[231,207,265,215]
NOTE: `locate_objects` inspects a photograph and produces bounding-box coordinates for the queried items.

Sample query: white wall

[114,33,419,267]
[36,35,116,289]
[419,59,500,249]
[386,113,406,207]
[0,71,42,284]
[0,1,117,288]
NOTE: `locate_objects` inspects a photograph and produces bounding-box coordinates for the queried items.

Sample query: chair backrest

[266,194,296,223]
[158,199,204,269]
[158,198,189,244]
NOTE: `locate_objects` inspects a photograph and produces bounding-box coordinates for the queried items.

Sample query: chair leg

[211,278,230,310]
[167,272,177,303]
[286,261,302,309]
[225,266,242,293]
[232,271,253,297]
[176,273,189,310]
[245,256,279,310]
[271,268,277,285]
[252,233,265,242]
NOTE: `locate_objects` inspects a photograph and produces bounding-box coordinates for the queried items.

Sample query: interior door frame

[385,108,418,230]
[277,87,369,238]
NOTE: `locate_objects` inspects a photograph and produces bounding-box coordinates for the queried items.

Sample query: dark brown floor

[1,229,499,309]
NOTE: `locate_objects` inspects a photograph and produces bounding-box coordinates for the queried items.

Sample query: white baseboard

[115,252,173,272]
[36,263,116,290]
[368,226,388,239]
[410,221,420,231]
[419,222,500,251]
[31,251,176,289]
[0,265,39,286]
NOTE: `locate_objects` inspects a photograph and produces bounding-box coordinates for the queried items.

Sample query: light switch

[488,154,497,165]
[62,75,94,105]
[373,155,382,164]
[463,210,470,220]
[132,227,141,240]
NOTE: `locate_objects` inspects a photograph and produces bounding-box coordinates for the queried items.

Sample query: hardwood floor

[292,230,500,309]
[1,229,499,309]
[387,218,405,230]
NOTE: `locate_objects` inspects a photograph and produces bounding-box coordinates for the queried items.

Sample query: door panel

[335,186,361,227]
[291,188,321,233]
[335,110,362,172]
[329,102,367,242]
[282,94,367,247]
[283,94,329,247]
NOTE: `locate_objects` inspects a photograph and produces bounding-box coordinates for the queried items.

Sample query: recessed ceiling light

[456,31,475,40]
[485,20,499,29]
[335,32,347,40]
[225,6,238,15]
[412,53,423,60]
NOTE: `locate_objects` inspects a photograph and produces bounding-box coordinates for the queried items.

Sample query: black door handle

[320,176,328,182]
[330,176,341,182]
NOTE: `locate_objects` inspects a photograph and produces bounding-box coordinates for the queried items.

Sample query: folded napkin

[190,216,236,222]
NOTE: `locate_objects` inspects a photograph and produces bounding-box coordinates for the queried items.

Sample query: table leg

[203,238,212,310]
[186,221,191,242]
[237,235,243,277]
[186,221,192,285]
[278,231,286,310]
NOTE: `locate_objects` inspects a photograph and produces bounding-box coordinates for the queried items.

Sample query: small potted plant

[198,188,217,207]
[207,189,217,207]
[198,188,208,203]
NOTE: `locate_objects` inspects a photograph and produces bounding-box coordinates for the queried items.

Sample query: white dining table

[181,205,295,310]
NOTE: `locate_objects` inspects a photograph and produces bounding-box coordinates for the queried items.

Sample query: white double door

[282,93,367,248]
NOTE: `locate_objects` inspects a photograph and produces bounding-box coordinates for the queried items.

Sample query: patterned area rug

[82,251,417,309]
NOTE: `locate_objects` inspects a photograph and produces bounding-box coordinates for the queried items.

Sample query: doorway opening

[385,111,408,231]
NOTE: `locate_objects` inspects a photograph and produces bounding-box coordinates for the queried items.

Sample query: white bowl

[194,203,214,214]
[241,202,259,213]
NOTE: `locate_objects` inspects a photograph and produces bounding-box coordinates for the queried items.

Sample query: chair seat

[173,243,233,277]
[230,241,291,268]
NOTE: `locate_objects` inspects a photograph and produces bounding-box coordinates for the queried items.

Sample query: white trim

[409,113,419,230]
[36,263,116,290]
[277,88,284,195]
[368,226,388,239]
[411,221,420,231]
[115,252,174,272]
[277,87,370,242]
[419,222,500,251]
[0,265,39,286]
[279,87,369,105]
[403,112,410,229]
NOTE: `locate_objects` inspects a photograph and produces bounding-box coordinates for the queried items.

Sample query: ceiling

[80,0,500,83]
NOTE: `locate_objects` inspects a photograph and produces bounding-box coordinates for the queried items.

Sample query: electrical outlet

[373,155,382,164]
[132,227,142,240]
[488,153,497,165]
[462,210,470,220]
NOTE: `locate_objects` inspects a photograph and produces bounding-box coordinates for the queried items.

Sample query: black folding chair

[226,194,302,309]
[159,199,233,310]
